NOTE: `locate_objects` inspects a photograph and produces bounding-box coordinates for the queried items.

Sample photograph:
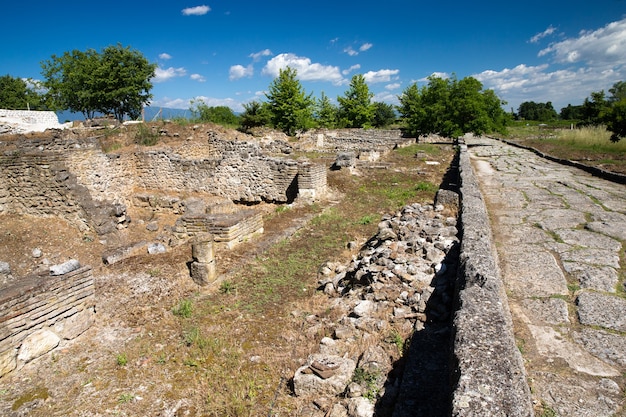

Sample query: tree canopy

[265,67,314,136]
[0,74,47,110]
[372,102,397,128]
[41,44,156,121]
[398,75,507,137]
[191,101,240,126]
[337,74,374,128]
[517,101,558,121]
[314,92,337,128]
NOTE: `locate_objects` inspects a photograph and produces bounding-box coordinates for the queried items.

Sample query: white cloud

[153,67,187,83]
[190,73,206,82]
[359,43,373,52]
[229,64,254,80]
[152,96,244,113]
[249,49,272,62]
[363,69,400,84]
[343,46,358,56]
[385,83,401,90]
[539,17,626,67]
[182,5,210,16]
[159,53,172,60]
[342,64,361,75]
[417,72,451,83]
[529,25,556,43]
[471,18,626,110]
[373,91,399,106]
[262,53,345,85]
[474,64,619,110]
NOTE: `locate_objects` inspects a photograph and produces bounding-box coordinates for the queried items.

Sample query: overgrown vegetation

[502,123,626,174]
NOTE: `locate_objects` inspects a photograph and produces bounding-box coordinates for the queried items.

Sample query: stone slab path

[467,137,626,416]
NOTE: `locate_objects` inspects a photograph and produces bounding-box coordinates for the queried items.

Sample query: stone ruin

[0,260,94,379]
[297,129,416,163]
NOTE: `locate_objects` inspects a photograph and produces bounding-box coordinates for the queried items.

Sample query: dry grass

[502,124,626,174]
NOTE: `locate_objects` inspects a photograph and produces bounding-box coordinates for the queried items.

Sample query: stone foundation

[0,264,95,378]
[174,209,264,249]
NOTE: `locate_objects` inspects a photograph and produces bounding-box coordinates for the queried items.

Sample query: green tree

[265,67,314,136]
[560,104,583,120]
[580,90,608,126]
[372,102,397,128]
[239,100,272,131]
[314,92,337,128]
[397,83,425,137]
[602,98,626,142]
[95,44,156,121]
[41,48,101,118]
[517,101,558,121]
[337,74,374,128]
[41,44,155,122]
[0,75,48,110]
[608,81,626,103]
[397,75,507,137]
[190,101,239,126]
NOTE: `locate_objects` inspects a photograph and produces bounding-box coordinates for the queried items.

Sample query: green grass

[395,143,442,157]
[219,280,236,294]
[115,353,128,367]
[352,367,381,401]
[172,299,193,318]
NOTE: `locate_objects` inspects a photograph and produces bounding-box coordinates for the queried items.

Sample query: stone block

[53,307,95,340]
[190,261,217,286]
[0,348,17,378]
[192,234,214,262]
[293,354,356,397]
[17,329,60,364]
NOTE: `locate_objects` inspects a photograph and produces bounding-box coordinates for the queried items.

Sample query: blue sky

[2,1,625,114]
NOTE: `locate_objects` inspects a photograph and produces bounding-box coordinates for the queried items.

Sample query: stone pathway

[467,137,626,416]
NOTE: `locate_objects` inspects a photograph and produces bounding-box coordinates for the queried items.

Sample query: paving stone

[521,297,569,325]
[503,246,568,297]
[563,263,619,292]
[573,328,626,367]
[577,291,626,332]
[555,229,622,252]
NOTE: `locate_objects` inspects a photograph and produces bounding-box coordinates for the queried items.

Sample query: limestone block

[190,261,217,286]
[53,307,95,340]
[17,329,60,364]
[192,234,214,262]
[0,348,17,378]
[49,259,81,276]
[293,354,356,397]
[147,242,167,254]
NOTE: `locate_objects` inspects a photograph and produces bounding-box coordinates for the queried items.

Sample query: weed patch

[172,299,193,318]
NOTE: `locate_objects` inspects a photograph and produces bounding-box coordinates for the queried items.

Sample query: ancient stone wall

[0,145,120,234]
[451,142,534,416]
[0,265,95,378]
[297,129,416,155]
[297,161,327,200]
[0,130,326,233]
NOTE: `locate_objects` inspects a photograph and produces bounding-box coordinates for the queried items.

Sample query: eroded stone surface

[468,136,626,416]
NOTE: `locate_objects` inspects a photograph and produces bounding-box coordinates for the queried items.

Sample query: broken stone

[50,259,81,276]
[17,329,60,363]
[293,354,356,397]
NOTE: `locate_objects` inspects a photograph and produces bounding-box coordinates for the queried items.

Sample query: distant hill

[55,107,192,123]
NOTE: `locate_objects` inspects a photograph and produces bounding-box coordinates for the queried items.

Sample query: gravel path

[468,136,626,416]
